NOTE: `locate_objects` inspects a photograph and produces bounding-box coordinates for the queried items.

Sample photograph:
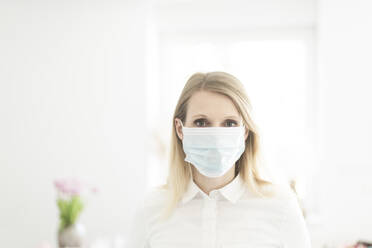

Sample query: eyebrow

[192,114,240,119]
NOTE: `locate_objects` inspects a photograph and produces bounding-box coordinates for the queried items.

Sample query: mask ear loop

[180,119,188,168]
[186,162,193,180]
[184,162,193,176]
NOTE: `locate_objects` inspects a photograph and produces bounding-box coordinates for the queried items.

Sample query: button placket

[202,193,218,248]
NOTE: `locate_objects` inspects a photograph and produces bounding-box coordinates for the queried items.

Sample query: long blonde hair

[157,71,276,221]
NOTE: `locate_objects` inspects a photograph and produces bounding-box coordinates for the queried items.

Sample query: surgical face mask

[180,121,246,178]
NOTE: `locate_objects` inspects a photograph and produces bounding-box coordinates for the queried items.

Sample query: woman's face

[175,90,249,141]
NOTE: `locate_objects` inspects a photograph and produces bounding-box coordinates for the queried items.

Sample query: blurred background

[0,0,371,247]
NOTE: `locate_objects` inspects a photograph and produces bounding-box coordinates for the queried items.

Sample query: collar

[181,173,247,205]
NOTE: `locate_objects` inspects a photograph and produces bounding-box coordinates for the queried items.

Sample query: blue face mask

[180,121,246,178]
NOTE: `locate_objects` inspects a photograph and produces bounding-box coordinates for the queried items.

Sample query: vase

[58,221,86,248]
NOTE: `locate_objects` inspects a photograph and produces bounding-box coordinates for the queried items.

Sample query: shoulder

[128,187,168,247]
[269,183,298,201]
[244,182,301,215]
[262,183,307,230]
[267,183,301,210]
[254,181,297,200]
[266,185,311,246]
[246,181,298,201]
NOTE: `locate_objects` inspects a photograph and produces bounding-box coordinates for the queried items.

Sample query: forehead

[187,90,240,118]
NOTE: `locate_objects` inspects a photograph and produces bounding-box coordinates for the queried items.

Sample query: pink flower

[53,178,82,196]
[54,178,99,197]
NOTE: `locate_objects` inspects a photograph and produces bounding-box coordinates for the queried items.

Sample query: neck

[191,165,236,195]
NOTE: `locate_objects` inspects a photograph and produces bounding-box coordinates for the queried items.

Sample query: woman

[128,71,312,247]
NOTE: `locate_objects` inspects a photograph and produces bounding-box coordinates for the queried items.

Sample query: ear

[174,118,183,140]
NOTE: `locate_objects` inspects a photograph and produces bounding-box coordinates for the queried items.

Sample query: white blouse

[127,173,312,248]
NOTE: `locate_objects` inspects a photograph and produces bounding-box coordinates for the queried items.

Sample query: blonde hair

[157,71,277,221]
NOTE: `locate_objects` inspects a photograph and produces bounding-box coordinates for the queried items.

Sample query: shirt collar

[181,173,246,205]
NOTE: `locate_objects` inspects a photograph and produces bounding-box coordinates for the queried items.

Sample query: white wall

[316,0,372,245]
[154,0,315,31]
[0,1,148,247]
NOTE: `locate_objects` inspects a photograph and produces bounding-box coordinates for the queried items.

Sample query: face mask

[180,121,246,178]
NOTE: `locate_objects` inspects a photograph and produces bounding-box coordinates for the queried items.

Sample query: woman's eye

[226,120,237,127]
[194,119,207,127]
[193,119,238,127]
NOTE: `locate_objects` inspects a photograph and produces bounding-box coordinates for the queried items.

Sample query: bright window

[146,29,317,202]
